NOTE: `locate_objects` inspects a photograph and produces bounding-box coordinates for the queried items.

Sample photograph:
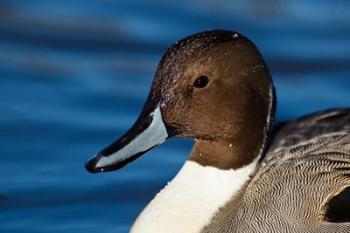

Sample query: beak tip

[85,155,101,173]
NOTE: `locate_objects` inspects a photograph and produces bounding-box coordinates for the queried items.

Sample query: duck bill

[85,105,172,173]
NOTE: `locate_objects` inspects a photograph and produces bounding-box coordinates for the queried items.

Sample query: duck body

[203,109,350,232]
[85,30,350,233]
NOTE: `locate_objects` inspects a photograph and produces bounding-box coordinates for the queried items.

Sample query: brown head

[85,30,275,173]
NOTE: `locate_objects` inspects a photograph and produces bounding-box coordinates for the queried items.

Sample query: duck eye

[193,75,209,88]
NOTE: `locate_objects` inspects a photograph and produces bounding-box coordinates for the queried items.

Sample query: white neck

[130,159,258,233]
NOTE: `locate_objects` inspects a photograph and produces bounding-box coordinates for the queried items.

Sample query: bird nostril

[139,116,153,131]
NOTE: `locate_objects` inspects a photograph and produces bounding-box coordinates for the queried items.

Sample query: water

[1,1,350,232]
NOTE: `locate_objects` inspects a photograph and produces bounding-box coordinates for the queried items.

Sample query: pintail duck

[85,30,350,233]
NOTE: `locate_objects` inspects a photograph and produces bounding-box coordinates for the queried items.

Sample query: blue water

[1,1,350,232]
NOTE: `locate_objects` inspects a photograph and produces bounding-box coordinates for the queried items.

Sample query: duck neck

[131,132,272,233]
[131,87,276,233]
[131,159,259,233]
[189,138,261,170]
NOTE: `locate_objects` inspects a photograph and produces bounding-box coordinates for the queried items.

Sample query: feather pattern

[202,109,350,232]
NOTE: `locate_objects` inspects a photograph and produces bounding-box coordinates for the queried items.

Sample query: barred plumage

[202,109,350,232]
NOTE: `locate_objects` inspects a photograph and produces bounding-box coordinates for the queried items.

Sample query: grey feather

[202,109,350,233]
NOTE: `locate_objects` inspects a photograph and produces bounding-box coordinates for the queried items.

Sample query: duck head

[85,30,275,173]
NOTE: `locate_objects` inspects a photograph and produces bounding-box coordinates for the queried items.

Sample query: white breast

[130,160,257,233]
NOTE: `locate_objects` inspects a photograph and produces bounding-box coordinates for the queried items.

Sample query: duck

[85,30,350,233]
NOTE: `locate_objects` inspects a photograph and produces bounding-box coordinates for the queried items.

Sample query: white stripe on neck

[130,159,258,233]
